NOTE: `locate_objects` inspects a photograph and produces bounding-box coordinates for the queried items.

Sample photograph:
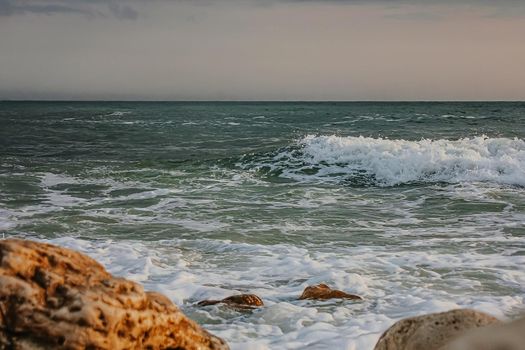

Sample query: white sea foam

[272,135,525,186]
[0,209,17,232]
[4,136,523,349]
[106,111,131,117]
[33,236,524,350]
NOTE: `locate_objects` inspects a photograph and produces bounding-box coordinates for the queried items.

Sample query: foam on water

[31,236,524,350]
[252,135,525,186]
[106,111,131,117]
[2,103,524,349]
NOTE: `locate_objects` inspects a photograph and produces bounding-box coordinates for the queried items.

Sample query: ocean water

[1,101,524,349]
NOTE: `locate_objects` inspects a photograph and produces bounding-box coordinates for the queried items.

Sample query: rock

[0,239,228,350]
[298,283,362,301]
[198,294,264,309]
[441,315,525,350]
[374,309,500,350]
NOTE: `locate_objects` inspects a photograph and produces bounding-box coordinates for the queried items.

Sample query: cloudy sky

[1,0,524,100]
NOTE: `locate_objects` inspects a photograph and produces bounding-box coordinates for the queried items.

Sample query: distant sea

[1,101,524,349]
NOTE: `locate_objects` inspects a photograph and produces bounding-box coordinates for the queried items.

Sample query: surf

[239,135,525,187]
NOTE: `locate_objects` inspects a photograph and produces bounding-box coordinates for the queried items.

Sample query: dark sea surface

[1,101,524,349]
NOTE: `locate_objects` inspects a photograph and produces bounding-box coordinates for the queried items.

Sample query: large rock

[441,315,525,350]
[374,309,500,350]
[299,283,362,301]
[198,294,264,309]
[0,239,228,350]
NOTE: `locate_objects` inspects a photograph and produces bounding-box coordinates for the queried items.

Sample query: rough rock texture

[298,284,362,301]
[441,315,525,350]
[0,239,228,350]
[198,294,264,309]
[374,309,500,350]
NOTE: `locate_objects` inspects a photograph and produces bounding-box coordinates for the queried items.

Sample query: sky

[1,0,524,101]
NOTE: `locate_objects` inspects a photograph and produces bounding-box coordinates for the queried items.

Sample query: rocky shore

[0,239,227,349]
[0,239,523,349]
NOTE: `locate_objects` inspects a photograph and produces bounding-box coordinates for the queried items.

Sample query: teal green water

[1,102,524,349]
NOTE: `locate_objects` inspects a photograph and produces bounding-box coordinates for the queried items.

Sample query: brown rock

[441,315,525,350]
[374,309,501,350]
[0,239,228,350]
[198,294,264,309]
[298,283,362,301]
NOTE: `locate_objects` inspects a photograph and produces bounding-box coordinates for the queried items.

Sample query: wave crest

[241,135,525,186]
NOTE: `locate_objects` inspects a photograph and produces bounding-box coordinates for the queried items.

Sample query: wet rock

[298,283,362,301]
[441,315,525,350]
[198,294,264,309]
[374,309,500,350]
[0,239,228,350]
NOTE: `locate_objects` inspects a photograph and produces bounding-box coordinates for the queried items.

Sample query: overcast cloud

[1,0,524,100]
[0,0,139,19]
[2,0,525,19]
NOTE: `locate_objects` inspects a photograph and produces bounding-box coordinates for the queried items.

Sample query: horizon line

[1,99,524,103]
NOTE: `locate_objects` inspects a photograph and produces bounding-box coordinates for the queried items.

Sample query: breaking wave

[240,135,525,186]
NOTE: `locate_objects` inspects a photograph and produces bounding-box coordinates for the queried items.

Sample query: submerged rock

[198,294,264,309]
[373,309,500,350]
[442,315,525,350]
[298,283,362,301]
[0,239,228,350]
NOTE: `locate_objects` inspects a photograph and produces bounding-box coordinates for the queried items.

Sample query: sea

[1,101,524,349]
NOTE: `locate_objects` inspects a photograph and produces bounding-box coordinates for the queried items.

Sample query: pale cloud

[1,0,525,19]
[0,0,138,19]
[0,0,524,100]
